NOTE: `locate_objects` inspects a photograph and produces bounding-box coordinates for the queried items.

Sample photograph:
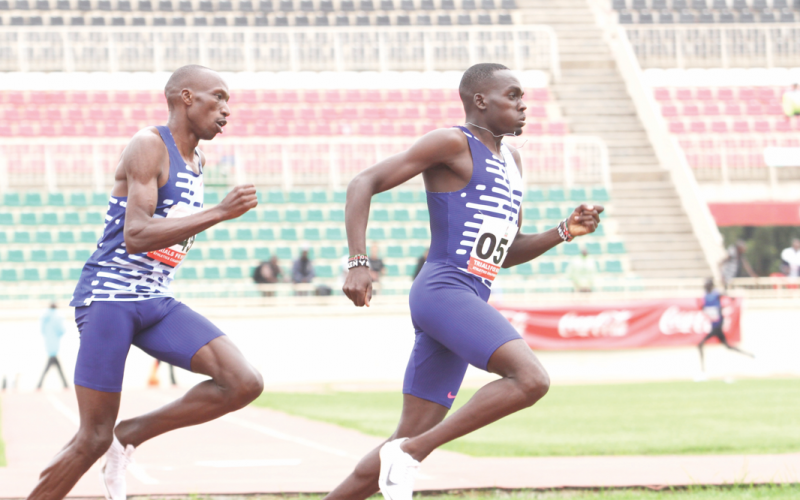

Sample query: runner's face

[483,70,527,136]
[186,73,231,141]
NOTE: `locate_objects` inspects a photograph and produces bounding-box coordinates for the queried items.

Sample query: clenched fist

[216,184,258,221]
[567,203,604,238]
[343,266,372,307]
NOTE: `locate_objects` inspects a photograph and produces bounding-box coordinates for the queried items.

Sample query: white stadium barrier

[0,25,561,78]
[0,135,610,191]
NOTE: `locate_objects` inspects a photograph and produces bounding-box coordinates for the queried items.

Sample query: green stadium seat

[74,249,91,261]
[594,225,605,237]
[396,191,416,203]
[48,193,65,206]
[544,246,559,256]
[289,191,307,204]
[267,191,286,204]
[315,265,334,278]
[373,192,393,203]
[539,262,556,274]
[3,193,21,206]
[405,264,417,276]
[225,266,244,279]
[0,213,12,225]
[23,268,40,281]
[179,267,199,280]
[411,227,429,239]
[42,213,58,225]
[70,193,87,206]
[36,232,52,244]
[304,228,321,241]
[545,207,562,219]
[384,264,400,277]
[236,228,254,241]
[91,192,108,206]
[64,268,80,280]
[262,210,280,222]
[64,212,81,225]
[209,248,226,260]
[257,228,275,240]
[14,231,31,243]
[46,268,64,281]
[52,250,69,261]
[8,250,23,262]
[276,247,292,259]
[285,210,302,223]
[310,191,328,203]
[196,231,209,242]
[213,229,231,241]
[516,263,534,275]
[1,269,17,281]
[522,224,537,234]
[592,187,610,202]
[409,245,426,257]
[307,209,324,222]
[368,228,386,240]
[329,209,344,222]
[586,242,602,255]
[561,261,570,273]
[25,193,43,207]
[281,228,298,240]
[569,188,587,201]
[373,209,390,221]
[498,267,511,276]
[333,191,347,203]
[562,243,580,256]
[0,232,6,244]
[607,242,626,254]
[80,231,97,243]
[58,231,75,244]
[387,246,404,258]
[205,191,220,205]
[187,248,203,261]
[20,213,37,225]
[320,246,338,259]
[415,209,429,221]
[86,212,103,225]
[605,260,623,273]
[326,227,344,240]
[390,227,407,239]
[254,247,271,260]
[525,207,541,220]
[547,188,565,202]
[526,189,545,202]
[393,209,410,222]
[203,267,221,280]
[235,211,257,223]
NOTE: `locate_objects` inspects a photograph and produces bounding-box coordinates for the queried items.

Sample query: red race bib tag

[467,216,518,281]
[146,204,198,267]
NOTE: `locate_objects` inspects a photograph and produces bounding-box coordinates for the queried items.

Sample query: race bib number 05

[146,204,197,267]
[468,216,518,281]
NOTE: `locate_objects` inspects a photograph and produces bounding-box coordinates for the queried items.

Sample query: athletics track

[1,388,798,498]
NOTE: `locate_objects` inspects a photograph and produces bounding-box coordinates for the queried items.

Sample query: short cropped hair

[458,63,509,103]
[164,64,214,111]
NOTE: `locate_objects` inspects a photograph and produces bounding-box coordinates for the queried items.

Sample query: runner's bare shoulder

[410,127,470,161]
[121,127,169,178]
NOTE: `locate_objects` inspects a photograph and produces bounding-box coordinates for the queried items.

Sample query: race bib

[702,306,720,322]
[467,216,518,281]
[146,204,197,267]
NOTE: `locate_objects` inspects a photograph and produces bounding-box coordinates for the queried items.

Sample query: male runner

[28,65,264,500]
[698,278,754,372]
[332,63,603,499]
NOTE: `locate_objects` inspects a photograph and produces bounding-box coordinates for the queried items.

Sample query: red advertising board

[494,297,742,350]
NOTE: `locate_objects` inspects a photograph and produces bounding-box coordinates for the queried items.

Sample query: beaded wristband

[557,218,574,243]
[348,254,370,269]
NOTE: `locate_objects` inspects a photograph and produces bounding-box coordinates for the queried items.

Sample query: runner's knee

[514,365,550,406]
[225,367,264,408]
[75,428,114,460]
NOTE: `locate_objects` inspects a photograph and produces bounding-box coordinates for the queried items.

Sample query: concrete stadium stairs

[521,0,712,279]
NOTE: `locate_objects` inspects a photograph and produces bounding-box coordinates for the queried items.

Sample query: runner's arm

[123,132,257,255]
[503,148,603,268]
[343,129,466,306]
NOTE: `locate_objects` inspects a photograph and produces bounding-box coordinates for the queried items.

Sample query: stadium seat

[333,191,347,203]
[285,210,302,222]
[390,227,408,239]
[276,247,293,259]
[254,247,271,260]
[316,265,334,278]
[42,213,58,225]
[591,187,610,202]
[415,209,429,221]
[384,264,400,276]
[14,231,31,243]
[20,213,37,225]
[329,209,345,222]
[214,229,231,241]
[262,210,280,222]
[605,260,623,273]
[86,212,103,225]
[326,227,344,240]
[236,228,254,240]
[289,191,307,203]
[58,231,75,243]
[3,193,21,206]
[64,212,81,225]
[307,209,324,221]
[23,268,40,281]
[411,227,429,239]
[74,249,91,261]
[68,268,82,280]
[303,228,321,240]
[525,207,541,220]
[569,188,587,201]
[607,242,626,254]
[393,209,410,221]
[547,188,565,202]
[236,211,257,223]
[70,193,88,206]
[562,243,580,256]
[24,193,43,207]
[91,192,107,206]
[8,250,24,262]
[258,228,275,240]
[320,246,338,259]
[373,209,390,221]
[310,191,328,203]
[225,266,244,279]
[586,242,602,255]
[0,213,12,225]
[545,207,562,220]
[209,247,226,260]
[374,191,393,203]
[205,192,220,205]
[281,228,298,240]
[267,191,286,204]
[203,267,221,279]
[1,269,17,281]
[48,193,66,206]
[368,227,386,240]
[179,267,199,280]
[539,262,556,274]
[387,245,404,258]
[516,262,533,275]
[36,231,52,244]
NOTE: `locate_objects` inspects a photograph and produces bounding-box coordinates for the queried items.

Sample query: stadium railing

[0,136,609,191]
[0,25,560,78]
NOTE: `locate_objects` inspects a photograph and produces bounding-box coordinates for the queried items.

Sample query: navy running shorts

[74,297,225,392]
[403,262,522,409]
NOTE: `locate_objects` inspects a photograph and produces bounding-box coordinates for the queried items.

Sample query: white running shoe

[378,438,420,500]
[100,434,135,500]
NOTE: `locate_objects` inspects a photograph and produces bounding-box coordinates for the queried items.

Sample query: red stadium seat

[314,122,332,135]
[668,121,686,134]
[104,123,120,136]
[236,90,258,104]
[282,90,299,103]
[0,125,11,136]
[399,123,416,135]
[739,88,756,100]
[427,89,445,102]
[408,89,423,102]
[420,121,437,133]
[344,90,361,102]
[112,91,131,104]
[424,106,442,119]
[654,88,671,101]
[7,91,25,104]
[378,123,395,135]
[386,90,403,103]
[775,120,791,133]
[718,88,734,101]
[754,120,771,133]
[757,88,775,101]
[83,124,100,136]
[683,105,699,117]
[19,125,35,136]
[278,108,295,120]
[689,121,706,133]
[675,88,693,101]
[132,92,153,104]
[254,121,272,135]
[702,104,719,116]
[766,104,783,115]
[92,92,109,104]
[364,90,381,102]
[303,90,320,103]
[340,108,358,120]
[321,108,339,120]
[661,105,677,117]
[711,121,728,133]
[696,88,713,101]
[401,106,420,119]
[529,88,549,101]
[357,123,375,135]
[723,104,741,116]
[529,105,547,118]
[445,105,462,120]
[123,124,140,137]
[733,120,750,133]
[324,90,340,103]
[363,107,382,120]
[525,122,543,135]
[40,124,57,136]
[547,122,566,135]
[745,103,763,116]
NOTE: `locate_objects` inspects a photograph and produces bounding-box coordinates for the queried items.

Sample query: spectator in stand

[780,238,800,277]
[719,239,756,287]
[568,246,598,293]
[253,255,283,296]
[782,83,800,119]
[412,247,429,280]
[369,244,384,284]
[292,247,315,295]
[37,303,68,390]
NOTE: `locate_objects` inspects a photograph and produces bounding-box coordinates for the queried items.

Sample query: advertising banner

[495,297,742,350]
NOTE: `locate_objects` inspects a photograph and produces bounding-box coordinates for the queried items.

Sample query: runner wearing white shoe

[378,438,419,500]
[26,65,263,500]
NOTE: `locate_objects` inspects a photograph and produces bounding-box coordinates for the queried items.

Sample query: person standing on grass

[330,63,603,500]
[36,303,68,390]
[698,278,754,374]
[27,65,264,500]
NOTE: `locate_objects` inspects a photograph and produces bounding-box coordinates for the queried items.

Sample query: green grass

[0,396,5,466]
[254,379,800,457]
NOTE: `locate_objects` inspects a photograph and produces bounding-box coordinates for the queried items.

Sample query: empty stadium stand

[612,0,800,23]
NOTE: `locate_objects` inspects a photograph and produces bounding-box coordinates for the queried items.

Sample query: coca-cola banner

[495,298,742,350]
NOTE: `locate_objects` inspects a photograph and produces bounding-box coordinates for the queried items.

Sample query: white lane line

[195,459,302,468]
[45,395,160,485]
